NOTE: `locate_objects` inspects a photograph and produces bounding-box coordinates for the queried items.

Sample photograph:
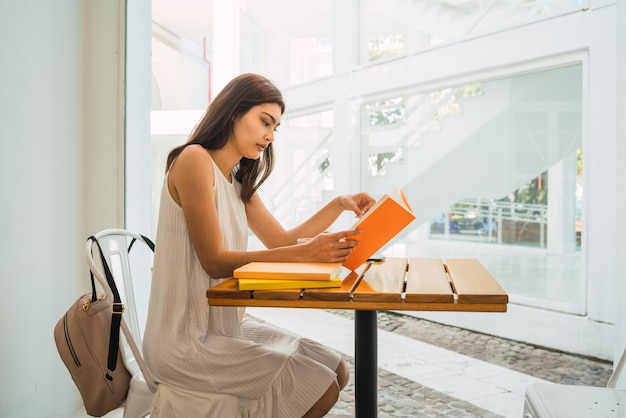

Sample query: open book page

[342,187,415,271]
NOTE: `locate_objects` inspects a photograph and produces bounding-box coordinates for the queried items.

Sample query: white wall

[0,1,126,416]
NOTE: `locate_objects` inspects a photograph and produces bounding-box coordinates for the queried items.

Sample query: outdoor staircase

[366,66,582,231]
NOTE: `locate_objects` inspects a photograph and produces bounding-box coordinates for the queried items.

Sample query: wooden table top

[207,258,508,312]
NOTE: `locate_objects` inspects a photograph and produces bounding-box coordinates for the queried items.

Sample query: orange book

[233,261,343,281]
[342,188,415,271]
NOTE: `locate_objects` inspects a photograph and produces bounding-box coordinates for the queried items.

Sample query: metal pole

[355,310,377,418]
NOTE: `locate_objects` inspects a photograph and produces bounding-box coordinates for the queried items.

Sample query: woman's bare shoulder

[171,144,213,174]
[168,144,214,204]
[178,144,211,161]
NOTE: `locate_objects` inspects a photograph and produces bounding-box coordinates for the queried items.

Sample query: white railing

[431,198,552,247]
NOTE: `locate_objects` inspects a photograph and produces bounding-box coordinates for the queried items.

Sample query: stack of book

[234,262,343,290]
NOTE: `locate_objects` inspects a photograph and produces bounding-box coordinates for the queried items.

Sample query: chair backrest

[86,228,158,393]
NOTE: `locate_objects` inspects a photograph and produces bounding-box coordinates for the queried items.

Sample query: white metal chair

[86,229,157,418]
[523,344,626,417]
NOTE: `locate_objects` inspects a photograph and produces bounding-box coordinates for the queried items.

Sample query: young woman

[143,73,375,417]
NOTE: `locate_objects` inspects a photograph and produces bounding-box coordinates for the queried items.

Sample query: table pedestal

[355,310,377,418]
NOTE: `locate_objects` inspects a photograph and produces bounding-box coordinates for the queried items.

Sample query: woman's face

[231,103,282,160]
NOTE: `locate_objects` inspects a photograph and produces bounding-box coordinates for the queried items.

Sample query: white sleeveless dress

[143,156,341,418]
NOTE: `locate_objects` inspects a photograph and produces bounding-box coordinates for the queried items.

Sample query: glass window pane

[359,64,583,310]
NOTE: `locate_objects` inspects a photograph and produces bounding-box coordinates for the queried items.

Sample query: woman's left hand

[338,193,376,217]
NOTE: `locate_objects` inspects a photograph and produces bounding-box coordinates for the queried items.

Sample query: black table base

[355,310,377,418]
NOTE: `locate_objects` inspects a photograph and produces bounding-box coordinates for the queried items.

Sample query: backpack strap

[87,235,127,381]
[128,234,155,253]
[87,233,155,381]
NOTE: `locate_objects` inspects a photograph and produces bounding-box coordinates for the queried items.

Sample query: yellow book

[238,276,342,291]
[234,261,343,281]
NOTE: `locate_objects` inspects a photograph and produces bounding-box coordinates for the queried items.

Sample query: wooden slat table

[207,258,508,418]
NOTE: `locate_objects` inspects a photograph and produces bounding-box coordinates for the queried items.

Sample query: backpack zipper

[63,313,81,367]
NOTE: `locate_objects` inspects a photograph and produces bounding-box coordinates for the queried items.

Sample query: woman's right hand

[300,230,361,263]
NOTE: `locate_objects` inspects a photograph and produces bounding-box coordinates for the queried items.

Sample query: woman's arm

[246,192,375,249]
[170,145,364,278]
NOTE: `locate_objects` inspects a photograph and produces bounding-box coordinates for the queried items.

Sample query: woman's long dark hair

[166,73,285,203]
